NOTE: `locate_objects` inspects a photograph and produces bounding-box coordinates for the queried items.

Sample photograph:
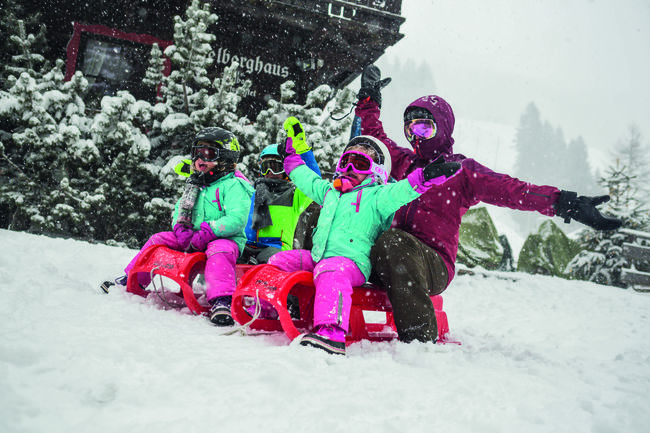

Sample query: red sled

[231,264,456,346]
[125,245,253,315]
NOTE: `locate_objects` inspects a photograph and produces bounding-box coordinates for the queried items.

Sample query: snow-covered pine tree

[565,136,596,194]
[0,72,57,231]
[566,159,648,287]
[191,61,252,137]
[142,43,166,104]
[162,0,218,115]
[0,62,95,236]
[616,125,650,204]
[1,1,49,88]
[513,102,598,234]
[514,103,544,181]
[86,91,176,246]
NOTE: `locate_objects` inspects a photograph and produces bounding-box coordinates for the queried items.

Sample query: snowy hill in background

[2,229,649,433]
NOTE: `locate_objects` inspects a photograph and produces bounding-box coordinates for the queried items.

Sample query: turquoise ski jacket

[289,164,422,279]
[172,172,254,255]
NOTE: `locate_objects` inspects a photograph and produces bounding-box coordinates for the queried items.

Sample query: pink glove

[189,222,218,251]
[173,223,194,251]
[282,137,305,175]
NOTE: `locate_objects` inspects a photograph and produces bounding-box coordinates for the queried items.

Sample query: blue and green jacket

[245,150,320,250]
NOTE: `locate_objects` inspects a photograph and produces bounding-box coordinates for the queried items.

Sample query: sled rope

[217,289,263,336]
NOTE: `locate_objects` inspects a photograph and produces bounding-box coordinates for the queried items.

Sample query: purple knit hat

[403,95,455,160]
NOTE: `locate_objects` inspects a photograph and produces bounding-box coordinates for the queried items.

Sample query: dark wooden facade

[30,0,405,116]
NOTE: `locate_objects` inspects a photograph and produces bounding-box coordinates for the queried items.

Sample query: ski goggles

[337,150,374,174]
[191,145,227,162]
[336,150,388,184]
[404,118,437,141]
[260,158,284,175]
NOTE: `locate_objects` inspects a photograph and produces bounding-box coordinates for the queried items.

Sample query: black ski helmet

[192,127,240,164]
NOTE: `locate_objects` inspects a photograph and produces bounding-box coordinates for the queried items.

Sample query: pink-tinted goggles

[336,150,374,174]
[404,118,437,141]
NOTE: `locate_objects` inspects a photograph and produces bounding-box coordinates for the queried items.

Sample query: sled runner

[230,264,454,345]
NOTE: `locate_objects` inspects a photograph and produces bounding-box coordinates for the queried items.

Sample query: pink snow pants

[268,249,366,331]
[124,231,239,302]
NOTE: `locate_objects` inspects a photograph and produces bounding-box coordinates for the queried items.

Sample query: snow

[2,229,650,433]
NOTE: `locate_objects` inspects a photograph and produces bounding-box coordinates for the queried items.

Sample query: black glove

[276,136,289,162]
[423,157,462,181]
[357,65,392,107]
[554,190,622,231]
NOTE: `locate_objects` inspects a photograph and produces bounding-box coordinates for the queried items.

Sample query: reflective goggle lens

[192,146,220,162]
[260,159,284,175]
[404,119,437,141]
[337,151,373,173]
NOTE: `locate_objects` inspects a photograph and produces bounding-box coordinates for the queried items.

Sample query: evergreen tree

[565,136,596,193]
[566,159,648,287]
[162,0,218,114]
[514,102,544,181]
[0,66,91,234]
[0,0,49,88]
[513,102,598,234]
[616,125,650,202]
[142,43,166,103]
[191,61,252,136]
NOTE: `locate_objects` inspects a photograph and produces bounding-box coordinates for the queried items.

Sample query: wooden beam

[622,243,650,261]
[622,268,650,288]
[620,228,650,241]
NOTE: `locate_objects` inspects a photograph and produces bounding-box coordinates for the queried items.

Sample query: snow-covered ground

[2,229,649,433]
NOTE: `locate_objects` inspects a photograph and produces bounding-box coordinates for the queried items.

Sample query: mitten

[357,65,392,107]
[554,190,622,231]
[283,117,310,154]
[189,222,218,251]
[173,223,194,251]
[423,157,462,184]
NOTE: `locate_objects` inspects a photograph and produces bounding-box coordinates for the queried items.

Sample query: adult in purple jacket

[355,65,622,344]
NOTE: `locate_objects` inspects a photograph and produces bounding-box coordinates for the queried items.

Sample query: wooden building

[32,0,405,116]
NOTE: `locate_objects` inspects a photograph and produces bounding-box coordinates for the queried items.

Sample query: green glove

[283,116,310,154]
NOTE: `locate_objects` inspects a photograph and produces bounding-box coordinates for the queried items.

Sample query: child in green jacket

[122,127,254,326]
[268,132,462,355]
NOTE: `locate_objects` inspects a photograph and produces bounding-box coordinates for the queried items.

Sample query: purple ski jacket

[356,96,561,286]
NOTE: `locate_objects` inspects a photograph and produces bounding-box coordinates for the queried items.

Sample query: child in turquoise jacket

[123,127,254,326]
[268,132,462,355]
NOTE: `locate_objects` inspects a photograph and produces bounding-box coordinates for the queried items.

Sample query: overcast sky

[375,0,650,153]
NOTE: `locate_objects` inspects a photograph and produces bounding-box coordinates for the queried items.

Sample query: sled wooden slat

[621,229,650,292]
[622,243,650,262]
[621,269,650,289]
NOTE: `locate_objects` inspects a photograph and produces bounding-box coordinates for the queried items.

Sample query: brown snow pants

[370,228,449,343]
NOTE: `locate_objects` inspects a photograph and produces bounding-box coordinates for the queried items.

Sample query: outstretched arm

[463,158,622,230]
